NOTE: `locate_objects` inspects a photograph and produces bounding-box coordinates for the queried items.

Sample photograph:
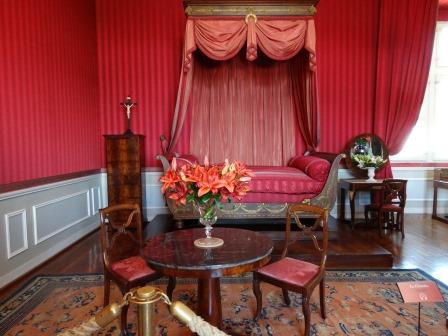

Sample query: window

[392,22,448,162]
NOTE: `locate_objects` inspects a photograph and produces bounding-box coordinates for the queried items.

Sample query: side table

[432,180,448,224]
[340,179,384,229]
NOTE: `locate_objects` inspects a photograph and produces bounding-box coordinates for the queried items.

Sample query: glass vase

[193,200,223,248]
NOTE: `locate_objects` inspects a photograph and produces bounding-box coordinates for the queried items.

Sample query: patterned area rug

[1,270,447,335]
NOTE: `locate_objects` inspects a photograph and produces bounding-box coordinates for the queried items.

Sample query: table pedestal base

[197,278,222,328]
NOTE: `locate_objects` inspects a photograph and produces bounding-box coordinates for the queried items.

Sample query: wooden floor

[1,214,447,301]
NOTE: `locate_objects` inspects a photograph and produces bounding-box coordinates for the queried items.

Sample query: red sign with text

[397,281,444,303]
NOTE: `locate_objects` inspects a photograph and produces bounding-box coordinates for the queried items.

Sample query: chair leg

[252,274,262,319]
[167,276,176,300]
[400,212,405,238]
[319,278,326,319]
[282,288,291,305]
[302,294,311,336]
[364,207,369,225]
[103,274,111,307]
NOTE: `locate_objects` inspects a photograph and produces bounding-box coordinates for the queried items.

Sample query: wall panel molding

[0,173,101,288]
[90,186,102,215]
[0,175,101,202]
[32,190,91,245]
[4,209,28,259]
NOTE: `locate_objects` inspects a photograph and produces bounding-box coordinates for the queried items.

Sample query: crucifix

[120,96,137,135]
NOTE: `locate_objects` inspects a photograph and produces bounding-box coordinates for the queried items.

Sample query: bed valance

[183,18,316,71]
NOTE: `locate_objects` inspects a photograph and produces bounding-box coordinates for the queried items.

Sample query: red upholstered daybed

[157,151,343,223]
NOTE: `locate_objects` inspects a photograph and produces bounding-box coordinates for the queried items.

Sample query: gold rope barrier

[57,286,229,336]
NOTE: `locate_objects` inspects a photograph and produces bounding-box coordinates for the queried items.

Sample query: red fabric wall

[0,0,100,185]
[96,0,188,167]
[315,0,379,153]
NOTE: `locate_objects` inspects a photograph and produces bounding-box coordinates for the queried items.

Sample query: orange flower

[160,158,253,205]
[167,181,189,205]
[197,166,225,196]
[160,169,181,193]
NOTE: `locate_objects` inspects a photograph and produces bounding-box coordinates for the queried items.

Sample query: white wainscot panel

[90,186,101,214]
[142,171,169,221]
[32,190,90,244]
[4,209,28,259]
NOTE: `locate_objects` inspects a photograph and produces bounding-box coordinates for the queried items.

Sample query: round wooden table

[141,227,273,328]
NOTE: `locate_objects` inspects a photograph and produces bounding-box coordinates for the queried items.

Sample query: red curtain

[190,52,296,166]
[165,17,318,160]
[374,0,438,178]
[290,50,320,150]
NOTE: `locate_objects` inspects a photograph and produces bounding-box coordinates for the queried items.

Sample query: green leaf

[199,192,212,204]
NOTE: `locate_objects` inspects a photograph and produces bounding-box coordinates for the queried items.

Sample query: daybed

[157,151,343,225]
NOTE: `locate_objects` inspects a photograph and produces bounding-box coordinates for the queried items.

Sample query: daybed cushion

[288,156,331,182]
[175,154,199,167]
[249,166,325,195]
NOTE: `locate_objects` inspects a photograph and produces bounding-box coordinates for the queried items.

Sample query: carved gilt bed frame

[157,152,343,226]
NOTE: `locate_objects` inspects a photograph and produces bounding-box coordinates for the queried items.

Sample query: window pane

[432,74,448,160]
[392,95,429,160]
[436,24,448,67]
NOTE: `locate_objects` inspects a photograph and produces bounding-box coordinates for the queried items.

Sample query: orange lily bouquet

[160,157,254,211]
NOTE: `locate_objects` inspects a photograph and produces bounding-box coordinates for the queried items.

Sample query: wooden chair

[99,204,176,335]
[364,179,407,238]
[252,204,328,336]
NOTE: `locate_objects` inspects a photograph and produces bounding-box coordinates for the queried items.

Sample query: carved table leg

[432,185,438,219]
[197,277,222,328]
[349,190,356,229]
[340,187,346,222]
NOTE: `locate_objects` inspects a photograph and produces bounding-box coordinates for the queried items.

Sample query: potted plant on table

[351,154,387,181]
[160,157,254,247]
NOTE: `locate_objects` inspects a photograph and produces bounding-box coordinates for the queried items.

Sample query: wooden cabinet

[104,134,144,211]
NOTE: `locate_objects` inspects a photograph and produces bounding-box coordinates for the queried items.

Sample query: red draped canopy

[165,16,318,165]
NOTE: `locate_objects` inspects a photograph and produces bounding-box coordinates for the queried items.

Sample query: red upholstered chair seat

[257,257,319,287]
[111,255,156,282]
[381,204,402,211]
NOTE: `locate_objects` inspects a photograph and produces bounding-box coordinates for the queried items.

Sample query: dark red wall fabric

[96,0,187,167]
[0,0,100,184]
[315,0,380,153]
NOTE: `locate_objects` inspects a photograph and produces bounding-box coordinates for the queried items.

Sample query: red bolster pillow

[175,154,199,167]
[288,156,331,182]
